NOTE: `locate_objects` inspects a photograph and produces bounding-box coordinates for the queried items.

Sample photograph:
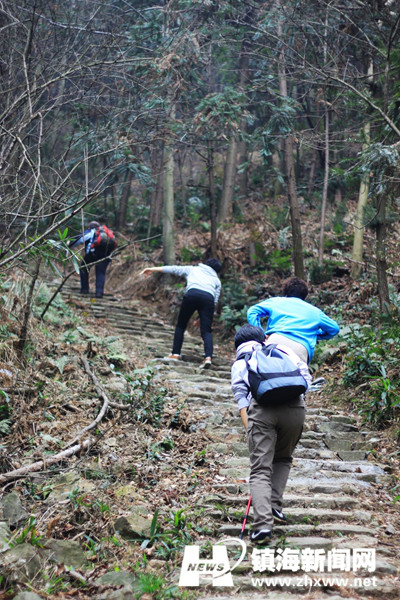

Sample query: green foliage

[184,196,208,227]
[123,367,167,427]
[218,276,256,334]
[147,438,175,461]
[219,305,248,334]
[309,261,335,284]
[133,570,187,600]
[33,284,76,325]
[42,571,70,594]
[341,321,400,428]
[141,508,196,561]
[250,240,267,265]
[193,88,249,139]
[359,143,400,197]
[266,205,289,230]
[264,249,292,276]
[135,572,165,595]
[0,419,12,435]
[180,245,202,263]
[10,517,44,548]
[47,356,72,375]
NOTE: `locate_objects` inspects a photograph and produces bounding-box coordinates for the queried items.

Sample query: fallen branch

[0,439,92,484]
[109,401,131,410]
[64,357,110,448]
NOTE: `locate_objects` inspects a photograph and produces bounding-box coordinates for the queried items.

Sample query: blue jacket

[247,296,340,361]
[69,227,96,254]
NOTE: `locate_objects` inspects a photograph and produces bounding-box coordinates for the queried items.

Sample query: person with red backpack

[68,220,116,298]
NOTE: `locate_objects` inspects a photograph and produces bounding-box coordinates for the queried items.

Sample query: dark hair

[282,277,308,300]
[205,258,222,273]
[234,325,265,349]
[88,220,100,229]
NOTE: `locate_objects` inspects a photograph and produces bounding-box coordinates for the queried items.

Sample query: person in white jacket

[231,324,310,545]
[141,259,222,369]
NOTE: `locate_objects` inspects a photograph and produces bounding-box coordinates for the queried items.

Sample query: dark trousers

[172,289,215,358]
[80,252,111,295]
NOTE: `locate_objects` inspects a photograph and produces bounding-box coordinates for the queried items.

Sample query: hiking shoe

[272,508,287,524]
[250,529,272,545]
[80,290,89,295]
[164,354,181,361]
[199,357,212,370]
[95,292,103,298]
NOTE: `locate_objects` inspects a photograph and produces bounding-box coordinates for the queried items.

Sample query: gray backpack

[238,344,307,405]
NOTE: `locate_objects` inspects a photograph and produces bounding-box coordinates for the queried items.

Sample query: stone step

[211,481,374,496]
[59,288,400,600]
[219,522,374,537]
[208,507,372,525]
[200,493,361,510]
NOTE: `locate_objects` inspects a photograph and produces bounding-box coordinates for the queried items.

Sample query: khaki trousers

[247,398,305,531]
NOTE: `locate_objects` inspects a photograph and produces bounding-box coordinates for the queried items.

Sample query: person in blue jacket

[68,220,115,298]
[242,277,339,544]
[247,277,340,364]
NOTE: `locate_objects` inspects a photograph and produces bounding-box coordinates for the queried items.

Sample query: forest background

[2,0,400,417]
[0,0,400,595]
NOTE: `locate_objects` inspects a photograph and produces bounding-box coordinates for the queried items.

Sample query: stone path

[63,288,399,599]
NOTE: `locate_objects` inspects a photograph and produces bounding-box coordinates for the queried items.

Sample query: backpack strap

[263,343,277,355]
[236,351,251,362]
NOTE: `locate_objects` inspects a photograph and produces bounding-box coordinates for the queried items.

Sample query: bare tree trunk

[237,119,248,199]
[177,147,187,218]
[318,7,330,267]
[351,124,371,279]
[272,145,283,196]
[277,3,305,279]
[351,59,373,279]
[208,141,217,256]
[17,258,42,357]
[217,137,238,224]
[154,145,164,227]
[307,148,318,198]
[217,38,249,223]
[117,170,133,229]
[237,48,250,199]
[375,196,390,313]
[318,107,330,266]
[147,144,164,241]
[162,104,176,265]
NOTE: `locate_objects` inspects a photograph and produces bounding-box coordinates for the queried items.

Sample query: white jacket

[162,263,221,305]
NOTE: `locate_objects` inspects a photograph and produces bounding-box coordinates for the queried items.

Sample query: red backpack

[91,225,116,251]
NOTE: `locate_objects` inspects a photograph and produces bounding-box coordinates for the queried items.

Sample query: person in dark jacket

[68,220,115,298]
[140,259,222,369]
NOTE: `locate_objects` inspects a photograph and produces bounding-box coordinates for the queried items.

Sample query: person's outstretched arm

[247,299,272,329]
[140,266,164,277]
[317,312,340,340]
[140,265,191,278]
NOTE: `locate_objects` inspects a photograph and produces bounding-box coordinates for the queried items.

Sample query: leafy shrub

[266,205,289,230]
[218,276,257,334]
[180,246,202,263]
[341,321,400,428]
[308,259,349,284]
[265,249,292,276]
[219,305,248,334]
[123,367,167,427]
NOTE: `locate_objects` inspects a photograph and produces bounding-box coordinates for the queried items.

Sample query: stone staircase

[61,287,399,600]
